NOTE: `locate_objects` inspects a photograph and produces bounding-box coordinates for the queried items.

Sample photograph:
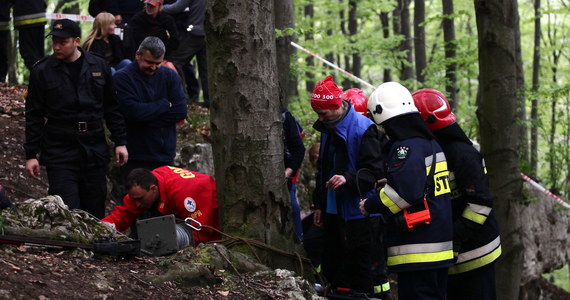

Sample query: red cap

[144,0,163,6]
[311,76,343,110]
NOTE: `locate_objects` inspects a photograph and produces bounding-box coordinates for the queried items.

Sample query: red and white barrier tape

[521,173,570,208]
[47,13,93,22]
[290,41,376,90]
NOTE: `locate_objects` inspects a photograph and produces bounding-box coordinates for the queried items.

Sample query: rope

[200,224,313,277]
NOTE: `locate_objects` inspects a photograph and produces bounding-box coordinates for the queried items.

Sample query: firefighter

[0,0,47,81]
[360,82,454,300]
[412,88,501,300]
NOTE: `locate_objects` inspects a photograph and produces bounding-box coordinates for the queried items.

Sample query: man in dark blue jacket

[311,75,384,296]
[113,36,187,184]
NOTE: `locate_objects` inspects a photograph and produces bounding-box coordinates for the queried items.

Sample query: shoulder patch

[184,197,197,213]
[395,146,410,160]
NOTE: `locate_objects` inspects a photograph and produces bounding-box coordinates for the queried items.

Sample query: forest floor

[0,83,300,299]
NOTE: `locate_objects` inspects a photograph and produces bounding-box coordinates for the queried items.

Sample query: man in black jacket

[24,19,128,219]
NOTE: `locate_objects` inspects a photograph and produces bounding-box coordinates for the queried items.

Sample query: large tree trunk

[206,0,300,270]
[275,0,295,108]
[442,0,458,110]
[380,12,393,82]
[414,0,426,84]
[530,0,541,177]
[304,3,316,93]
[398,0,414,81]
[474,0,525,299]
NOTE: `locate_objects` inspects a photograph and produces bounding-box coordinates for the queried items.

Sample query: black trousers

[447,262,496,300]
[16,25,44,71]
[46,165,107,219]
[168,33,209,104]
[322,214,374,294]
[398,268,448,300]
[0,30,8,82]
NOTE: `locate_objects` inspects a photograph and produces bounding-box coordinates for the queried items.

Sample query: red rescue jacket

[102,166,220,244]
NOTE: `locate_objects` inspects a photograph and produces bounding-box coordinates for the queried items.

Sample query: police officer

[24,19,128,219]
[0,0,47,81]
[361,82,454,300]
[413,88,501,300]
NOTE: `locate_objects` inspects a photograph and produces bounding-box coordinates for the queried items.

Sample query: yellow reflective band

[380,188,402,214]
[462,209,487,224]
[374,282,391,293]
[0,25,9,31]
[449,245,502,274]
[314,265,321,273]
[14,17,47,27]
[387,249,454,266]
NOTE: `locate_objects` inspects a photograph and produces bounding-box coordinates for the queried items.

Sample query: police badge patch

[184,197,197,212]
[395,146,410,160]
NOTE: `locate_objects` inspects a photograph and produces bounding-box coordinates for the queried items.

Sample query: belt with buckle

[47,119,103,132]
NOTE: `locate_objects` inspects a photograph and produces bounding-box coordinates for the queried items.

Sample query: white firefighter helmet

[367,82,418,125]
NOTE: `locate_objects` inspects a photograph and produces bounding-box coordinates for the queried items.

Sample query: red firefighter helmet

[342,88,368,116]
[411,88,456,130]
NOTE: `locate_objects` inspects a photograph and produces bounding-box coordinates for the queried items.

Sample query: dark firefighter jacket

[24,48,127,167]
[313,101,384,221]
[433,123,502,275]
[12,0,47,29]
[364,113,454,273]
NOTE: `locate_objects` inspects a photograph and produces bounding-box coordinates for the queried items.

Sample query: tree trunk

[530,0,541,177]
[380,12,392,82]
[7,30,17,84]
[474,0,525,299]
[442,0,458,110]
[305,3,315,93]
[414,0,426,84]
[206,0,300,270]
[398,0,414,81]
[275,0,295,108]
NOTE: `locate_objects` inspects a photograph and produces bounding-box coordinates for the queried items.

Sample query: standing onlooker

[113,36,187,184]
[361,82,454,300]
[162,0,209,107]
[311,75,384,295]
[282,107,305,241]
[413,88,501,300]
[0,0,46,81]
[129,0,179,60]
[24,19,128,219]
[83,12,131,74]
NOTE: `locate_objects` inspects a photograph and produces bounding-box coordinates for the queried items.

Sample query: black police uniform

[24,47,127,219]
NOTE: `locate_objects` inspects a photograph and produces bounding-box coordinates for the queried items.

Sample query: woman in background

[83,12,131,74]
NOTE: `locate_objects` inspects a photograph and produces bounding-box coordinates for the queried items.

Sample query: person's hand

[313,209,323,227]
[285,168,293,179]
[359,199,369,216]
[375,178,388,191]
[325,175,346,190]
[25,158,40,179]
[115,146,128,166]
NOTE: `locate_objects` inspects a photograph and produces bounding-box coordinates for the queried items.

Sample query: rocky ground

[0,83,314,300]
